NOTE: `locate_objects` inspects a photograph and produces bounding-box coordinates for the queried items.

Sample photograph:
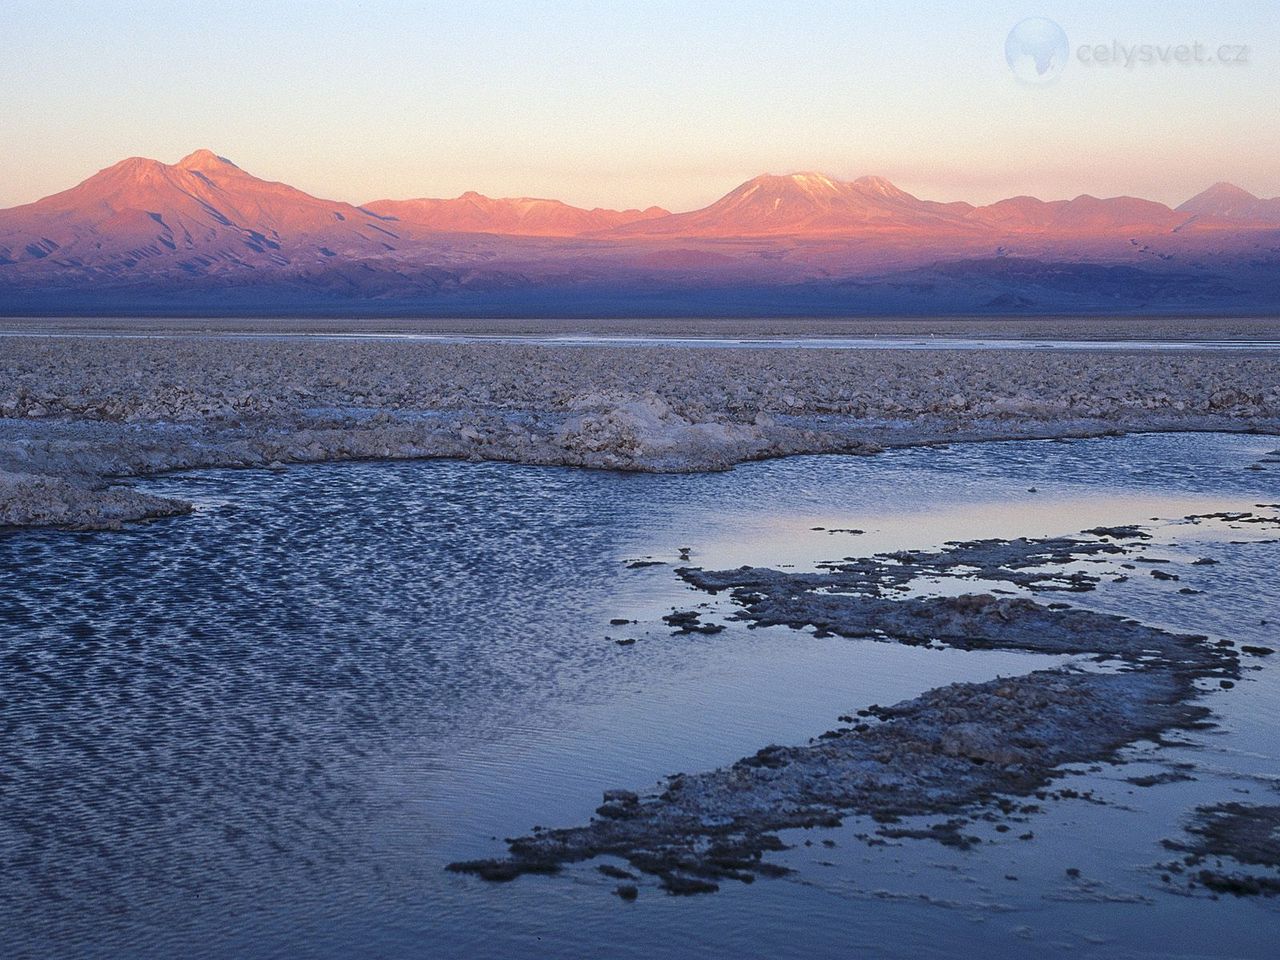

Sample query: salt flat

[1,318,1277,528]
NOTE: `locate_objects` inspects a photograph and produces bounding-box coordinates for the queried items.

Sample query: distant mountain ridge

[1,149,1277,316]
[363,192,668,237]
[610,173,973,236]
[608,171,1202,238]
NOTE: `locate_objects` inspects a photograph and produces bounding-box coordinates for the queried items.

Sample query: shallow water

[1,433,1278,958]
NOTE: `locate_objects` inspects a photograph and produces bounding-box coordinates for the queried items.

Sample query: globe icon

[1005,17,1069,85]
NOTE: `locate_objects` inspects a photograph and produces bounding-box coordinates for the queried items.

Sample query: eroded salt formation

[447,529,1241,894]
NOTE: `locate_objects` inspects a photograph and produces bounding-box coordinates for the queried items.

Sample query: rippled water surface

[2,433,1278,959]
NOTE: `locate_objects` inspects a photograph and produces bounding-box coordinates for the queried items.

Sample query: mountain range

[1,149,1277,316]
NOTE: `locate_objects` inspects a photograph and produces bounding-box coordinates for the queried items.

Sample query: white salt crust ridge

[0,336,1277,529]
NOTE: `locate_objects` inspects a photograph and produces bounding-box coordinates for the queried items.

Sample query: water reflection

[0,433,1277,959]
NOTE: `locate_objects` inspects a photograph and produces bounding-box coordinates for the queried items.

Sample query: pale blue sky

[0,1,1275,210]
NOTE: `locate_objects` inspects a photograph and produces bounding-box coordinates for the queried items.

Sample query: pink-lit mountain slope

[609,172,1194,238]
[1176,182,1280,226]
[0,150,405,280]
[608,173,975,237]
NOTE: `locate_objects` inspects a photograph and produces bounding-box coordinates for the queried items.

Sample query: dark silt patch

[1160,804,1280,897]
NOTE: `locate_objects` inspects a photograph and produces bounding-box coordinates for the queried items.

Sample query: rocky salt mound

[0,468,191,530]
[551,394,831,471]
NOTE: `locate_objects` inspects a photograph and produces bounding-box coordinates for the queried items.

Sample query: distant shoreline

[5,313,1280,341]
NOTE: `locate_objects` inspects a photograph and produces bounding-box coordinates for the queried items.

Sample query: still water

[1,433,1278,959]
